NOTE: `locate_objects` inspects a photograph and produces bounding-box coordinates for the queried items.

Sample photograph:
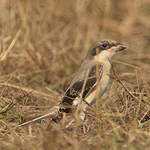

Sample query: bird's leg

[79,90,97,121]
[51,110,63,123]
[72,96,82,106]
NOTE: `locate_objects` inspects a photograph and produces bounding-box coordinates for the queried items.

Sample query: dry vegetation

[0,0,150,149]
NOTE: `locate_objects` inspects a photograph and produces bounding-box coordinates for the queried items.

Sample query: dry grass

[0,0,150,149]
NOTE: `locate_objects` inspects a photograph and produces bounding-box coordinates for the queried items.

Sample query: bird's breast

[97,61,111,97]
[98,73,110,97]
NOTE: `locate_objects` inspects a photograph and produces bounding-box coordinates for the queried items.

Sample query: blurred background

[0,0,150,149]
[0,0,150,92]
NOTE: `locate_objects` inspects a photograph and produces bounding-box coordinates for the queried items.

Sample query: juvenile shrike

[53,40,127,121]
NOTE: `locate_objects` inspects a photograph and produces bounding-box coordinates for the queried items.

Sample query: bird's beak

[116,44,127,52]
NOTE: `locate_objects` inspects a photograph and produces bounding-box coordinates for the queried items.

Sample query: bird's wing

[61,63,103,106]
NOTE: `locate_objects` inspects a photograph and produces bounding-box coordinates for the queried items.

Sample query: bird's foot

[79,112,86,121]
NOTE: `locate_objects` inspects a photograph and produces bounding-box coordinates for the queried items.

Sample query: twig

[112,64,150,125]
[0,82,57,99]
[0,29,21,61]
[17,106,60,127]
[140,110,150,124]
[0,101,15,114]
[112,64,138,101]
[113,60,150,74]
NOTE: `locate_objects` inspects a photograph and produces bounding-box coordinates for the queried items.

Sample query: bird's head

[88,40,127,61]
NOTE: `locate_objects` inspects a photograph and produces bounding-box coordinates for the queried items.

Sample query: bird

[53,39,127,122]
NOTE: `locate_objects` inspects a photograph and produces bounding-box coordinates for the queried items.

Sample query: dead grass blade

[0,29,21,62]
[113,60,150,74]
[0,101,15,114]
[17,106,60,127]
[112,64,138,101]
[0,82,57,99]
[139,110,150,124]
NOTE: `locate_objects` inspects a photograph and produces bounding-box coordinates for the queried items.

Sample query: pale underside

[60,57,111,115]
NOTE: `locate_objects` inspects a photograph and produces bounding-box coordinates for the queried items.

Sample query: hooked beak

[116,44,127,52]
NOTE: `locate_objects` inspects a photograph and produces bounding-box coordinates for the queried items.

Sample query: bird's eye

[102,43,108,48]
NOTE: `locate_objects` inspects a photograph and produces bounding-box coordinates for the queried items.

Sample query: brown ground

[0,0,150,150]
